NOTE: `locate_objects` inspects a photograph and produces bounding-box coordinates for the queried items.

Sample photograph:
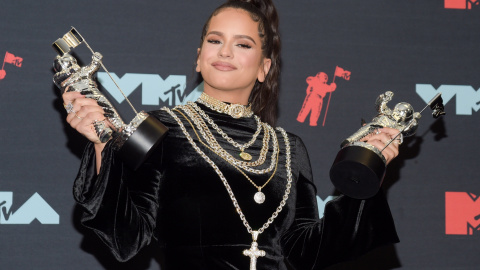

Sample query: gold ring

[74,112,83,119]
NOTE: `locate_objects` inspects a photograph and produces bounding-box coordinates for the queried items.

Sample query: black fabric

[73,103,399,270]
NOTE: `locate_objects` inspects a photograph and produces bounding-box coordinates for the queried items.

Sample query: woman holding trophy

[59,0,401,269]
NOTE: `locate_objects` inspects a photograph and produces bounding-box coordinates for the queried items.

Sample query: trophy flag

[334,66,351,81]
[323,66,351,126]
[4,52,23,67]
[1,51,23,80]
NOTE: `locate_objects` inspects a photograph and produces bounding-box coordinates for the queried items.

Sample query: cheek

[239,52,263,71]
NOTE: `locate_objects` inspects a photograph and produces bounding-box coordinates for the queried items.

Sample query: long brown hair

[199,0,281,126]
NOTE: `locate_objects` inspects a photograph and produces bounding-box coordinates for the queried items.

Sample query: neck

[203,87,251,105]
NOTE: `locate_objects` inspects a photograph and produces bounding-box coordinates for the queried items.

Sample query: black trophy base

[329,145,386,199]
[117,114,169,171]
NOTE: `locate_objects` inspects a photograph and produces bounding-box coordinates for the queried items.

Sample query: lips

[212,61,237,71]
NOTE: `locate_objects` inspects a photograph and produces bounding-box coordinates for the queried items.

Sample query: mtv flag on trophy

[0,51,23,80]
[334,66,351,81]
[4,52,23,67]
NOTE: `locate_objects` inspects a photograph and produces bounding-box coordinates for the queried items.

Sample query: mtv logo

[316,195,338,218]
[97,72,203,107]
[445,0,480,9]
[445,192,480,235]
[0,192,59,224]
[416,84,480,115]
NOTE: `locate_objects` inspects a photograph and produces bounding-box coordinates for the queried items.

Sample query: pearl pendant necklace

[254,190,266,204]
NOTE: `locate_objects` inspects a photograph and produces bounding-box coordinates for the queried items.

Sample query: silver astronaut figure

[52,27,168,170]
[53,52,149,147]
[341,91,421,148]
[330,91,423,199]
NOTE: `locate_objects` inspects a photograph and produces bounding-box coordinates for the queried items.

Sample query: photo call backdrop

[1,0,479,269]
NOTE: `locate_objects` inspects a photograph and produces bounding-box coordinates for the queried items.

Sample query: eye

[237,43,252,49]
[207,39,221,44]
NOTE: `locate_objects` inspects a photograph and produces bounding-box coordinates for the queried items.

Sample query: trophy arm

[375,91,393,115]
[83,52,103,77]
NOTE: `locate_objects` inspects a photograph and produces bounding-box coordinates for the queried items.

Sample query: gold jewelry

[197,92,253,118]
[190,102,261,161]
[163,107,292,270]
[174,108,279,204]
[74,112,83,119]
[179,104,278,174]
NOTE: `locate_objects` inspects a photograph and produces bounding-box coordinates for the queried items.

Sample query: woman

[61,0,400,269]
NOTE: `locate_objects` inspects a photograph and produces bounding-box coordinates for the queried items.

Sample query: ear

[257,58,272,83]
[196,48,201,72]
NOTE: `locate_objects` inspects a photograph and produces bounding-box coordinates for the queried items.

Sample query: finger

[379,127,401,138]
[66,99,104,123]
[368,132,392,146]
[71,111,107,136]
[62,91,84,109]
[379,138,400,165]
[67,105,105,126]
[383,146,399,165]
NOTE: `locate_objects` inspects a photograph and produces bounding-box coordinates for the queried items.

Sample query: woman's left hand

[362,127,401,165]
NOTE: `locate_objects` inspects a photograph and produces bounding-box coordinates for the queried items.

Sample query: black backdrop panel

[1,1,479,269]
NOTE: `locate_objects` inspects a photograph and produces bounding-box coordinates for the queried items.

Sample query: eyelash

[207,39,221,44]
[237,44,251,49]
[206,39,252,49]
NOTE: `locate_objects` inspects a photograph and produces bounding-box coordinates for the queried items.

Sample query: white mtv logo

[0,192,59,224]
[97,72,203,106]
[416,84,480,115]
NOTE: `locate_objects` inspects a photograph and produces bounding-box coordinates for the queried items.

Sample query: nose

[218,44,232,58]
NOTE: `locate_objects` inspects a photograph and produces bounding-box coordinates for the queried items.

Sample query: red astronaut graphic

[297,66,350,126]
[0,51,23,81]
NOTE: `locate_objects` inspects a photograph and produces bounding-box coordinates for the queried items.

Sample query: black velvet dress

[73,103,399,270]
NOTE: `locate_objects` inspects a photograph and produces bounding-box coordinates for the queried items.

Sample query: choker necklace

[197,92,254,118]
[162,107,292,270]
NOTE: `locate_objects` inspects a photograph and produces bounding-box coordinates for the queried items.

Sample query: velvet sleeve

[280,137,399,270]
[72,140,162,262]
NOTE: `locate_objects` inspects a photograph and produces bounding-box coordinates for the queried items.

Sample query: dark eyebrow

[206,31,257,45]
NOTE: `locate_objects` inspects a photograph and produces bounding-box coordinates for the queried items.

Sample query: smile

[212,61,237,71]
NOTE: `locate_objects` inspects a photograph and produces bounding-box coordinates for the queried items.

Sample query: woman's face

[196,8,271,101]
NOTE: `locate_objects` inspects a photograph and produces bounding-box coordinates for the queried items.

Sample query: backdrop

[1,0,479,269]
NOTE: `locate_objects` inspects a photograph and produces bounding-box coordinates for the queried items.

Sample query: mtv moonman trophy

[329,91,445,199]
[52,27,169,170]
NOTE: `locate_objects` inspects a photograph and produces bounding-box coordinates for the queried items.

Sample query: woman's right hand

[62,91,109,146]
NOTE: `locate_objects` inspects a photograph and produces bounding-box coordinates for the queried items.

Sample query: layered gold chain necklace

[185,102,279,174]
[162,104,292,270]
[190,101,261,161]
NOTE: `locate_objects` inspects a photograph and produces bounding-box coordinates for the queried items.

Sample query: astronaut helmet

[53,54,79,73]
[316,72,328,83]
[391,102,414,123]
